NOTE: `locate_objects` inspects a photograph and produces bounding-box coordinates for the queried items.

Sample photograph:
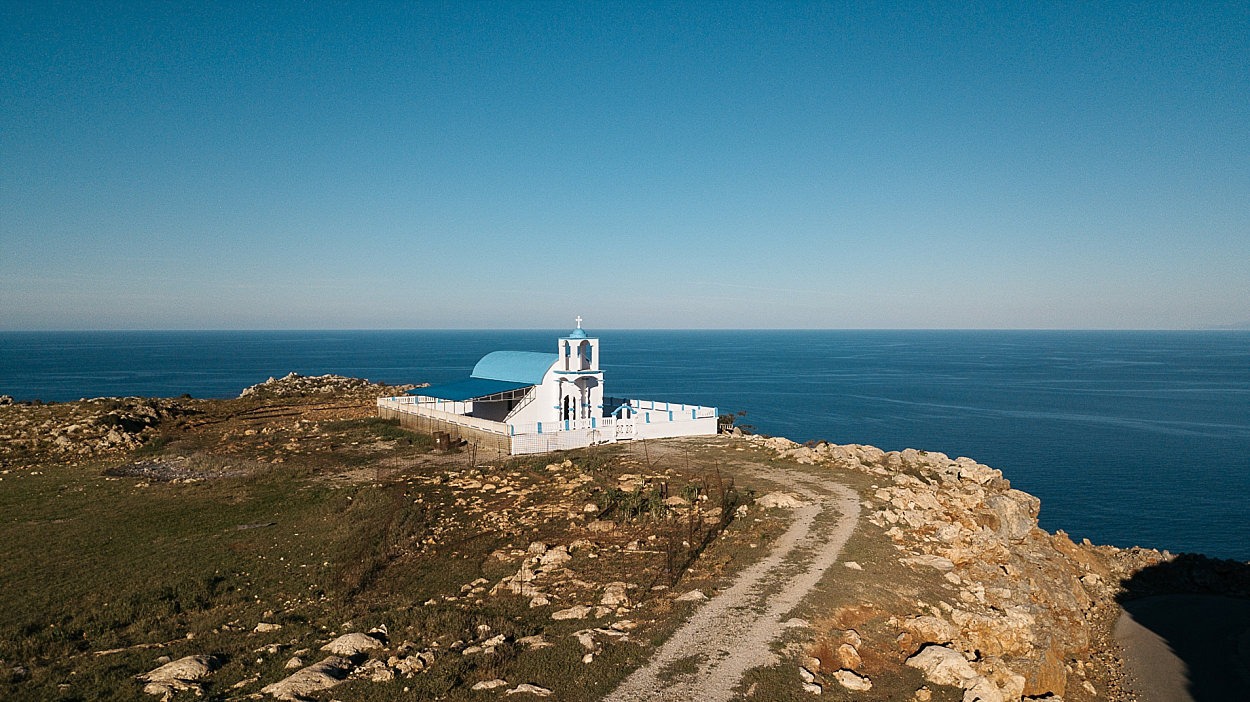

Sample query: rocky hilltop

[2,377,1238,701]
[238,372,416,400]
[0,374,413,469]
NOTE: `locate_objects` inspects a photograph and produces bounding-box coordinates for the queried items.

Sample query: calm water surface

[2,330,1247,561]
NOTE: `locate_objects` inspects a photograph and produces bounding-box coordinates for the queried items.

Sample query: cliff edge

[2,378,1241,701]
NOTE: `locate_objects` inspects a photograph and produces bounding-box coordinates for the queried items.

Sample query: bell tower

[555,316,604,421]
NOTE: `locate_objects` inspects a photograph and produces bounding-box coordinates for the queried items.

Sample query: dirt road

[604,458,859,701]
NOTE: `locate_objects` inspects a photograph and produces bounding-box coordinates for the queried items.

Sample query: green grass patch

[322,417,434,448]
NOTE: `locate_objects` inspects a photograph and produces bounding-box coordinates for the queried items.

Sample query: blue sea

[2,330,1248,562]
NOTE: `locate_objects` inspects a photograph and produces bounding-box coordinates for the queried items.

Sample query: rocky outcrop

[752,437,1172,702]
[138,655,219,700]
[261,656,353,700]
[239,372,412,399]
[320,631,386,656]
[0,397,190,464]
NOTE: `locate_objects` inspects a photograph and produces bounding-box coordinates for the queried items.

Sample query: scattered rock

[389,650,434,676]
[260,656,352,700]
[353,658,394,682]
[832,669,872,691]
[138,655,219,700]
[139,655,219,683]
[600,581,632,607]
[320,631,384,656]
[539,545,571,567]
[835,643,862,669]
[676,589,708,602]
[900,554,955,571]
[962,676,1005,702]
[506,682,554,696]
[552,605,592,620]
[517,635,551,649]
[572,630,599,652]
[755,491,804,509]
[905,645,976,688]
[901,615,957,647]
[473,678,509,690]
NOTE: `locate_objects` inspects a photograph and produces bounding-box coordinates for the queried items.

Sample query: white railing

[380,395,717,453]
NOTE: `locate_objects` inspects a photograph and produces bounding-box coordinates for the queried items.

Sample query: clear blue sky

[2,1,1247,329]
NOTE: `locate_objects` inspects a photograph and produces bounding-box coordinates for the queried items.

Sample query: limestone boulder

[762,436,798,451]
[901,554,955,571]
[539,545,571,567]
[321,631,385,657]
[901,616,957,647]
[600,581,632,608]
[962,677,1005,702]
[140,655,219,683]
[983,491,1039,542]
[261,656,352,700]
[507,682,554,696]
[139,655,219,700]
[950,607,1037,658]
[905,645,977,688]
[954,458,1002,486]
[755,492,804,509]
[835,643,862,669]
[832,669,872,691]
[552,605,592,620]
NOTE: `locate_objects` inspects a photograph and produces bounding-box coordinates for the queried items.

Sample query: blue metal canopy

[407,377,533,402]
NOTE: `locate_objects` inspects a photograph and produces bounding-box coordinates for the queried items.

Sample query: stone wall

[377,405,511,456]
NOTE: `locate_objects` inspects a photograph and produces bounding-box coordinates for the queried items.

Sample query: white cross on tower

[575,315,583,329]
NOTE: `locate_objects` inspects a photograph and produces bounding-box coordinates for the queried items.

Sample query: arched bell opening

[577,340,592,371]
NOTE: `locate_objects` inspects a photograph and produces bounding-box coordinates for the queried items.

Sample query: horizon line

[2,326,1247,333]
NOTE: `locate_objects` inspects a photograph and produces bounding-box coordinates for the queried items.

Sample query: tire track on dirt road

[603,461,859,702]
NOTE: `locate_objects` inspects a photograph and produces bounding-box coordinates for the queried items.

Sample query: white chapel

[377,319,718,455]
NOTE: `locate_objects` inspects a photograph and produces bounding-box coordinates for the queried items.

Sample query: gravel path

[603,462,859,702]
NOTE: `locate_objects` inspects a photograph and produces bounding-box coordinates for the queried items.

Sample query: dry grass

[0,396,781,701]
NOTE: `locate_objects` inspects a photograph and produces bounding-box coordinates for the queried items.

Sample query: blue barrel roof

[471,351,558,385]
[406,377,533,401]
